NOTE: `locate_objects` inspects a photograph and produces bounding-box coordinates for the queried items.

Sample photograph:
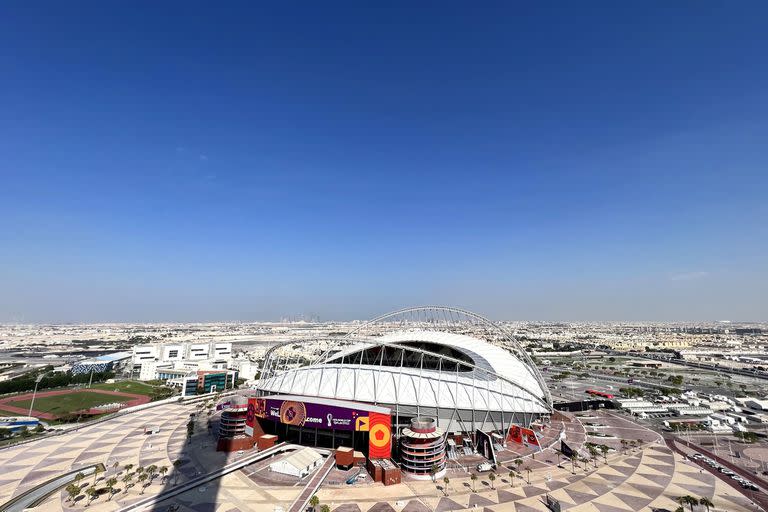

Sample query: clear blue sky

[1,2,766,323]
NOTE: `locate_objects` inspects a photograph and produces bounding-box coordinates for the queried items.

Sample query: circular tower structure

[399,417,446,479]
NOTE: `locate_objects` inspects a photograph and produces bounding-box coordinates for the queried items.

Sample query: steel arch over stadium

[257,306,553,435]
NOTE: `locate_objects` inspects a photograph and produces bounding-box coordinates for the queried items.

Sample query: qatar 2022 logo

[279,400,307,426]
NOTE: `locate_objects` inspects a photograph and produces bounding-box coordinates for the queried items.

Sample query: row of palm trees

[64,461,172,507]
[676,494,714,512]
[308,494,330,512]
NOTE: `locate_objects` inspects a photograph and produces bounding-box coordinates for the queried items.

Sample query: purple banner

[254,397,374,431]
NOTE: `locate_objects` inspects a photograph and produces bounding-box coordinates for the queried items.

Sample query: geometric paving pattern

[1,409,761,512]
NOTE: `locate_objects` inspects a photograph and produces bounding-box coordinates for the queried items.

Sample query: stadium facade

[250,306,552,460]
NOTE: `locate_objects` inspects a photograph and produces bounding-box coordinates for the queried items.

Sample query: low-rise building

[269,447,323,478]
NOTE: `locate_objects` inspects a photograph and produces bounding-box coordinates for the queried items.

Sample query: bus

[585,389,615,399]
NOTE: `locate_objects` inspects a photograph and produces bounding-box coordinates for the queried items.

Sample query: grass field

[89,380,158,396]
[8,391,129,416]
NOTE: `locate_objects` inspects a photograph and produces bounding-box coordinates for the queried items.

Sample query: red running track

[0,389,150,420]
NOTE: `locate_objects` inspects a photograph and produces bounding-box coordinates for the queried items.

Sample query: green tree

[122,473,134,494]
[85,486,98,507]
[309,495,319,512]
[699,496,713,512]
[443,476,450,496]
[320,506,331,512]
[470,473,477,492]
[488,472,496,489]
[525,465,532,484]
[508,470,515,486]
[93,465,104,485]
[587,445,598,467]
[599,444,609,463]
[137,473,148,494]
[106,477,118,500]
[676,495,698,512]
[65,483,80,503]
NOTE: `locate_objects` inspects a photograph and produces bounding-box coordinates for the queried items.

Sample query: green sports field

[89,380,157,396]
[8,391,128,416]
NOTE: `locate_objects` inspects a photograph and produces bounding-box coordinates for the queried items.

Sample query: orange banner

[368,412,392,459]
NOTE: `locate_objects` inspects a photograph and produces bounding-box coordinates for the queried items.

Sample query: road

[665,435,768,511]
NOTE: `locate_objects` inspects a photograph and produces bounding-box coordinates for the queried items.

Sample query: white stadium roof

[258,307,553,427]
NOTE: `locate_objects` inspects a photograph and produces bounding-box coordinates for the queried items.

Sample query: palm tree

[320,506,330,512]
[443,476,450,496]
[620,439,628,454]
[65,483,80,503]
[508,470,515,486]
[429,464,439,482]
[599,445,609,464]
[470,473,477,492]
[524,466,532,484]
[676,495,699,512]
[569,454,578,474]
[92,465,104,488]
[124,463,134,473]
[699,496,714,512]
[172,459,182,484]
[514,458,523,471]
[587,445,598,467]
[106,477,118,500]
[122,473,134,494]
[112,461,120,472]
[309,495,319,512]
[137,473,148,494]
[580,457,590,472]
[85,486,98,507]
[488,472,496,489]
[159,465,169,482]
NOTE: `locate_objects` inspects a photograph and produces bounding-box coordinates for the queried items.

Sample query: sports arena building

[249,307,552,462]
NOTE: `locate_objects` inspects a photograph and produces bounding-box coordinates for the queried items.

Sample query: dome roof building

[257,307,552,434]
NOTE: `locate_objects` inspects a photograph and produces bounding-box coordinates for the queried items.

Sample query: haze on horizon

[1,3,766,325]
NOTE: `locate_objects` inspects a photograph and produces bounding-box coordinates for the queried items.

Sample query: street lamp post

[28,374,45,417]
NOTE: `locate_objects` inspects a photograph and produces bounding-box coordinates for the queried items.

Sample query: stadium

[249,306,553,467]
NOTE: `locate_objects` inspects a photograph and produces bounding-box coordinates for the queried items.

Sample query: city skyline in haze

[1,3,766,324]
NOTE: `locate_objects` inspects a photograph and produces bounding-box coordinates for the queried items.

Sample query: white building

[269,447,323,478]
[131,341,233,381]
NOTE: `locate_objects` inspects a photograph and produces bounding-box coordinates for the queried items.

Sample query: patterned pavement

[0,401,195,511]
[1,408,763,512]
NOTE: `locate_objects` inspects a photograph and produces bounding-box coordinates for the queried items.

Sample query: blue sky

[1,2,766,323]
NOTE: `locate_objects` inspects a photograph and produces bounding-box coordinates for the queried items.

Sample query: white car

[476,462,494,472]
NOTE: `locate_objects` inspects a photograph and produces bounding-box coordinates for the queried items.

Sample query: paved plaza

[0,409,763,511]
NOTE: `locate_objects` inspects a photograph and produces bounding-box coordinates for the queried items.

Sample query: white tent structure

[269,447,323,477]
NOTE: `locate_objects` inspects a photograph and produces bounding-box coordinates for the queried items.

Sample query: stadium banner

[507,424,542,450]
[475,429,498,465]
[248,397,392,458]
[368,412,392,459]
[250,397,381,432]
[245,399,256,437]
